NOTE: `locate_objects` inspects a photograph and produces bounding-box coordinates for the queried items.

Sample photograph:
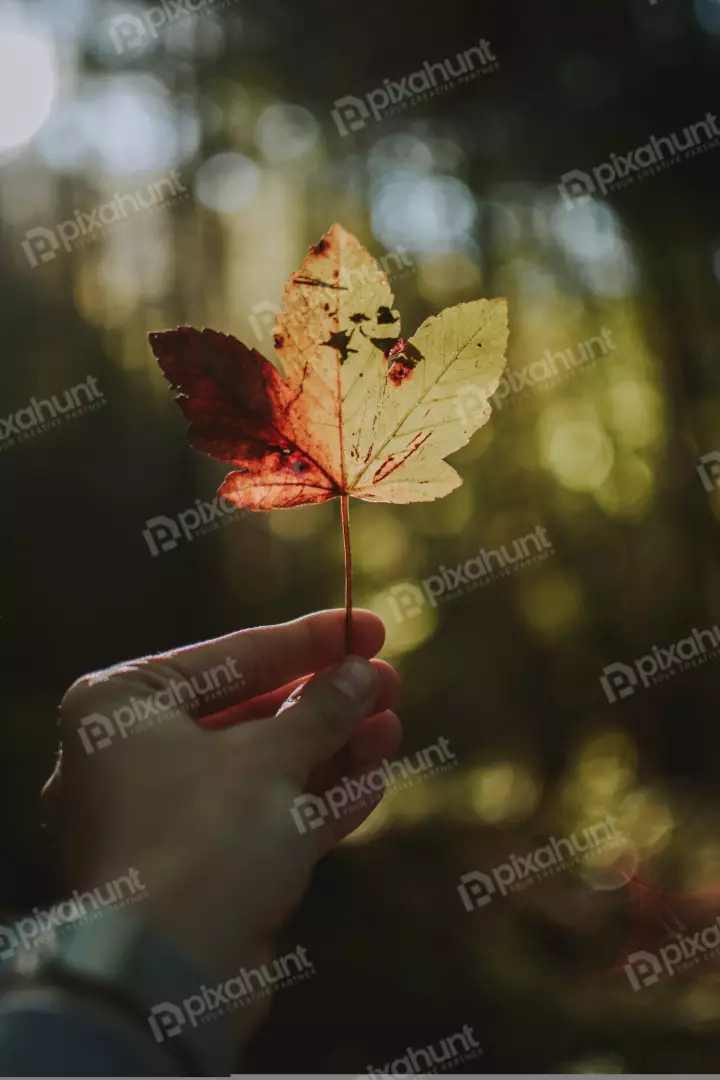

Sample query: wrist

[49,907,241,1075]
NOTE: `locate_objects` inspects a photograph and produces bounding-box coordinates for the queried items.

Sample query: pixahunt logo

[148,945,314,1042]
[457,329,617,418]
[78,658,245,753]
[107,0,236,54]
[600,623,720,704]
[248,247,415,343]
[457,815,622,910]
[22,173,187,267]
[290,737,457,834]
[0,376,105,452]
[559,111,720,207]
[625,916,720,992]
[143,496,246,556]
[362,1024,482,1078]
[698,451,720,493]
[388,526,553,624]
[0,869,145,962]
[332,38,498,136]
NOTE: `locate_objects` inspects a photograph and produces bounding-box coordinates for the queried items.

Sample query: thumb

[271,656,379,783]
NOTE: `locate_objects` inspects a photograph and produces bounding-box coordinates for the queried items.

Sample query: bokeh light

[593,455,655,520]
[604,379,665,450]
[88,77,194,174]
[0,31,57,152]
[371,173,477,254]
[550,198,638,297]
[416,251,483,303]
[539,405,615,491]
[695,0,720,35]
[516,569,584,635]
[369,132,436,174]
[469,762,540,824]
[194,152,261,213]
[37,76,198,175]
[255,103,320,163]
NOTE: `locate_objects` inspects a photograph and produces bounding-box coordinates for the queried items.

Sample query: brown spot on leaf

[377,306,398,325]
[385,338,423,386]
[370,336,400,353]
[325,328,357,364]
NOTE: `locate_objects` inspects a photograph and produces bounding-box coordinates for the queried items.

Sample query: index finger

[147,608,385,708]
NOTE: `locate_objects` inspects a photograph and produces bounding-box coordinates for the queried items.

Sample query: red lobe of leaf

[149,326,339,510]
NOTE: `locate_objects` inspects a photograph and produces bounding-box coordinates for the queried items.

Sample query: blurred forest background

[2,0,720,1071]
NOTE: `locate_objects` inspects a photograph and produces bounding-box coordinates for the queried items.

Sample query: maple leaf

[149,223,509,647]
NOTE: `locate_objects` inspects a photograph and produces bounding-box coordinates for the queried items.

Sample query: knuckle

[58,674,98,725]
[58,660,150,732]
[134,657,183,694]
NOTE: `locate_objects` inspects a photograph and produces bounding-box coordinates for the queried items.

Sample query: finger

[267,656,380,783]
[143,609,385,718]
[307,710,402,796]
[343,708,403,767]
[198,659,399,730]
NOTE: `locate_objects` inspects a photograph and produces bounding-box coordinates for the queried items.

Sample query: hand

[42,609,400,1058]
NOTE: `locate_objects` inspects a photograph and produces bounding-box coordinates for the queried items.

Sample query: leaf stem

[341,494,352,654]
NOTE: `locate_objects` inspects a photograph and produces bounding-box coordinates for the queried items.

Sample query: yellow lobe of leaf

[270,222,508,505]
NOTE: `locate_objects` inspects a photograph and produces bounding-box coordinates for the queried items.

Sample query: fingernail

[330,656,377,702]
